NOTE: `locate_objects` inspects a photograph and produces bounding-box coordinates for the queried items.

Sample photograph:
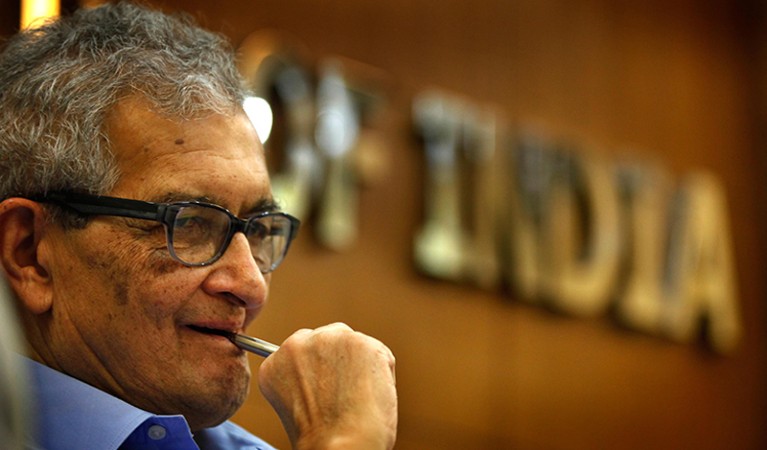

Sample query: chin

[186,383,250,431]
[181,365,251,431]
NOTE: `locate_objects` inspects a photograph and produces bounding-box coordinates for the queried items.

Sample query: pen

[228,333,280,357]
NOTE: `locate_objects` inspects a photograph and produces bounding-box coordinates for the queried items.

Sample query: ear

[0,198,55,314]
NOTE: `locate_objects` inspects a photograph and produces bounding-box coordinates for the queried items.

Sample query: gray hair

[0,2,247,200]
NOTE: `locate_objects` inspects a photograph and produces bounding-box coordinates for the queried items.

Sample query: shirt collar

[23,357,275,450]
[25,358,188,450]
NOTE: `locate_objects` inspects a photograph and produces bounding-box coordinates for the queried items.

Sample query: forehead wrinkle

[109,109,262,169]
[140,144,262,165]
[141,142,266,181]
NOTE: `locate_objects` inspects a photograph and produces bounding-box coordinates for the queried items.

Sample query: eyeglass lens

[169,204,293,272]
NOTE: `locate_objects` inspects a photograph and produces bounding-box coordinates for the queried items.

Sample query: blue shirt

[24,358,276,450]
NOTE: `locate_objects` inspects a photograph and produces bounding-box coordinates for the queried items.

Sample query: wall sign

[237,31,742,354]
[238,31,388,252]
[413,90,741,354]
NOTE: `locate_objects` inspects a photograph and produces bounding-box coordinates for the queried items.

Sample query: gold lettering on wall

[412,93,466,279]
[663,173,741,353]
[537,148,622,317]
[237,28,742,354]
[239,32,390,252]
[413,90,742,354]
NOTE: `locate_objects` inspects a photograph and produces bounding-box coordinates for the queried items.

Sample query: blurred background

[3,0,767,448]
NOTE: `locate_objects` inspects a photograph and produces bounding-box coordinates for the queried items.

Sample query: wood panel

[4,0,766,448]
[145,0,767,448]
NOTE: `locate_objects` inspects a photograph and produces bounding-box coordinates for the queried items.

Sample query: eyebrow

[153,192,281,215]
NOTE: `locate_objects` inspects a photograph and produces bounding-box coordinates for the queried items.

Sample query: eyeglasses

[35,191,300,273]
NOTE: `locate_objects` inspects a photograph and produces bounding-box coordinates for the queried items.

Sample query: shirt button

[147,424,167,440]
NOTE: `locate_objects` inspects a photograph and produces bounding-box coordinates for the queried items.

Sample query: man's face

[41,97,272,430]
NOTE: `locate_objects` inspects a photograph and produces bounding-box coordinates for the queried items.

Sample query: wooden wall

[5,1,767,448]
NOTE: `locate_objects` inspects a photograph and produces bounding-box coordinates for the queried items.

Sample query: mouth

[187,325,236,340]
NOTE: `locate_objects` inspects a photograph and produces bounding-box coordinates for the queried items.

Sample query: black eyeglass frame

[33,191,300,273]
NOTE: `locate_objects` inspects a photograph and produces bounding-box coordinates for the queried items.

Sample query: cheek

[147,250,182,275]
[82,251,132,306]
[86,231,162,304]
[67,226,204,326]
[77,230,174,310]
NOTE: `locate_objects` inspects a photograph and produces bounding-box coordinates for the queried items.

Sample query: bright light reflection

[243,96,273,144]
[21,0,60,29]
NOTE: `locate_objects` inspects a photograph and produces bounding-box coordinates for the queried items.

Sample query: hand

[258,323,397,450]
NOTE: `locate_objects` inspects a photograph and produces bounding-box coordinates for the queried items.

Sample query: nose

[201,232,269,315]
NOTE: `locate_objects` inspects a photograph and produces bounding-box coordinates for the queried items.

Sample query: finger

[314,322,355,333]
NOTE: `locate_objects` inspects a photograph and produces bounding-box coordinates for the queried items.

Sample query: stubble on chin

[181,364,252,431]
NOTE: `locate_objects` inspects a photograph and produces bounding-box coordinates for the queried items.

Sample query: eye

[245,219,269,242]
[125,217,165,234]
[175,214,204,229]
[176,213,208,233]
[172,205,226,244]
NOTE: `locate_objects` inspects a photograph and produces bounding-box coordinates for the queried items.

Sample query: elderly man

[0,2,397,449]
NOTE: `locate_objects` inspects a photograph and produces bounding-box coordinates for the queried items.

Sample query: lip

[188,321,241,334]
[184,319,245,342]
